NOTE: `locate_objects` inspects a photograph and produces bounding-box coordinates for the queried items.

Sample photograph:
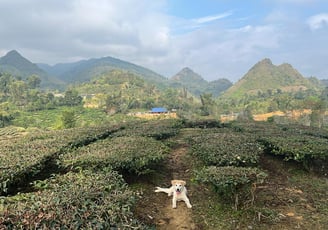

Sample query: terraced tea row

[0,125,123,194]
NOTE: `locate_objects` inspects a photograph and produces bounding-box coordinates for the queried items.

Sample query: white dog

[155,179,192,209]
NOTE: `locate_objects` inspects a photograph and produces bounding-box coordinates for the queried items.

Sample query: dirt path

[155,144,196,230]
[132,131,197,229]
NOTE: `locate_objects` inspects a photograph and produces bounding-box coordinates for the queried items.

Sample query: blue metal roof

[151,107,168,113]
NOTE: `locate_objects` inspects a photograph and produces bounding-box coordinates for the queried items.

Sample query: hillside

[207,78,233,97]
[38,56,169,89]
[223,58,321,98]
[74,69,199,112]
[0,50,63,88]
[170,67,232,96]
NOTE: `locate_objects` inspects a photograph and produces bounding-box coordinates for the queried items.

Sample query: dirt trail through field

[133,130,197,229]
[155,144,196,230]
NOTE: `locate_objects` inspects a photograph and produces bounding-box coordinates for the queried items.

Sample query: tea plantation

[1,119,327,229]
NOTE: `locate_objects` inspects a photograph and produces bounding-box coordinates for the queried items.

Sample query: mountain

[38,56,169,88]
[170,67,232,96]
[321,79,328,87]
[170,67,208,95]
[0,50,63,88]
[207,79,233,97]
[222,58,321,98]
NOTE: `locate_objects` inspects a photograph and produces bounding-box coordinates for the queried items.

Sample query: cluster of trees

[1,70,327,129]
[0,73,82,127]
[78,70,199,115]
[214,87,328,127]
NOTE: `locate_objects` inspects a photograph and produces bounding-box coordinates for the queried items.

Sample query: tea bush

[260,135,328,173]
[188,129,263,167]
[115,119,181,140]
[181,118,223,129]
[0,124,122,194]
[0,169,146,229]
[194,166,267,209]
[60,136,170,175]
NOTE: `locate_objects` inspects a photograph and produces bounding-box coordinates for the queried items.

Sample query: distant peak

[171,67,206,83]
[249,58,274,72]
[5,50,22,57]
[178,67,195,75]
[181,67,193,71]
[279,63,293,69]
[174,67,198,77]
[258,58,273,65]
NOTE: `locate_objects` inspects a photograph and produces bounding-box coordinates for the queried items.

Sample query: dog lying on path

[155,179,192,209]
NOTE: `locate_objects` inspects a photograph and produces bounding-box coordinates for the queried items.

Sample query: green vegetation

[0,52,328,228]
[170,67,232,96]
[260,134,328,173]
[2,169,145,229]
[0,124,122,194]
[60,136,170,175]
[223,58,321,98]
[194,166,267,209]
[0,119,327,228]
[188,128,262,167]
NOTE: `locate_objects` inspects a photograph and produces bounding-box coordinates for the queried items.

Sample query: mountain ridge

[170,67,232,96]
[0,50,325,98]
[223,58,322,98]
[0,50,64,88]
[38,55,169,89]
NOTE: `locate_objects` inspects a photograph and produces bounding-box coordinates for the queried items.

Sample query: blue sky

[0,0,327,82]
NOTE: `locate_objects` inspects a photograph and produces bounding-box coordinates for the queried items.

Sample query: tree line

[0,73,82,127]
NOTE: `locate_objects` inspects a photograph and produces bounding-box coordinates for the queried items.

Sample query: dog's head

[171,180,186,194]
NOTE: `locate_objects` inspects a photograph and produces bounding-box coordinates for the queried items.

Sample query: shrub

[116,119,181,140]
[0,124,122,194]
[194,166,267,209]
[260,135,328,174]
[181,118,223,129]
[1,169,146,229]
[188,129,263,167]
[60,136,170,175]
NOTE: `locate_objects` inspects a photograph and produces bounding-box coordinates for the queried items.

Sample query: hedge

[1,169,146,229]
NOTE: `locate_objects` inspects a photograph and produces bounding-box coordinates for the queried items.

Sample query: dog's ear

[181,180,186,186]
[171,180,177,185]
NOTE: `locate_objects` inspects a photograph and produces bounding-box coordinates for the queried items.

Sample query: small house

[150,107,168,114]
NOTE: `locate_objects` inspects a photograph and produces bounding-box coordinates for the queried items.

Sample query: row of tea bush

[1,119,180,228]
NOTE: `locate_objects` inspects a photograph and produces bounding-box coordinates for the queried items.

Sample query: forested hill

[1,50,326,100]
[0,50,63,88]
[223,58,322,98]
[170,67,232,97]
[38,56,169,88]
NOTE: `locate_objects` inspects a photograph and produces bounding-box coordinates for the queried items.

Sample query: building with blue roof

[150,107,168,113]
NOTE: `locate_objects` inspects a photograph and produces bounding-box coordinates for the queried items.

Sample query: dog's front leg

[184,197,192,208]
[172,196,177,208]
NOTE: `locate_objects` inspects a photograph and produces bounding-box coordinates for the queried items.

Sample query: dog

[155,179,192,209]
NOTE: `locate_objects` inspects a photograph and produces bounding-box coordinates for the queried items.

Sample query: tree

[9,80,28,106]
[0,73,14,99]
[26,75,41,89]
[0,112,13,128]
[63,89,83,106]
[200,93,215,116]
[60,110,76,128]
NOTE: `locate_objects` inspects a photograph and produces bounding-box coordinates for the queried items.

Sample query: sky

[0,0,327,82]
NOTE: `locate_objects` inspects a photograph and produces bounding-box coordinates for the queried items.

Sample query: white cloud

[193,11,233,24]
[307,13,328,30]
[0,0,327,81]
